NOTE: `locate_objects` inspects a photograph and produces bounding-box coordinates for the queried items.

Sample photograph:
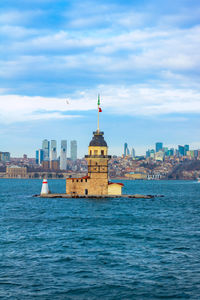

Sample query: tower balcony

[85,155,112,159]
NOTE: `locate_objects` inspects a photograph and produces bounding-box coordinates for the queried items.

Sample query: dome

[89,131,107,147]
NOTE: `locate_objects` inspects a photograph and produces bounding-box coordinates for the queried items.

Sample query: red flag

[98,107,102,112]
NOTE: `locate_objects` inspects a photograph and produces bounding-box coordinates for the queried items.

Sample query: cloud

[0,95,82,124]
[0,10,42,26]
[1,83,200,124]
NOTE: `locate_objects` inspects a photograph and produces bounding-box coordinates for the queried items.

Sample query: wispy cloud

[1,83,200,123]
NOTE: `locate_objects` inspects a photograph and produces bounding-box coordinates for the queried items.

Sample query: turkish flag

[99,107,102,112]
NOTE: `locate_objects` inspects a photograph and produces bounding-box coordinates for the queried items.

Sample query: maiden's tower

[66,96,124,196]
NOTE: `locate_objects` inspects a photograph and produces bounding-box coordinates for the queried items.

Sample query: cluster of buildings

[145,142,199,161]
[36,139,77,170]
[2,137,200,180]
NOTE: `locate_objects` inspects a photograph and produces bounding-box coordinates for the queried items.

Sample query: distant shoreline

[0,177,197,181]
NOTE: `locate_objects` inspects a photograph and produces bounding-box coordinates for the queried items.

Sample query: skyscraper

[36,149,44,165]
[70,140,77,161]
[131,148,135,158]
[155,142,163,153]
[124,143,129,156]
[178,145,185,156]
[60,140,67,170]
[184,144,189,155]
[50,140,57,161]
[42,139,50,160]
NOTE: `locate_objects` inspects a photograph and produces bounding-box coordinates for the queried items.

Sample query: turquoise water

[0,179,200,299]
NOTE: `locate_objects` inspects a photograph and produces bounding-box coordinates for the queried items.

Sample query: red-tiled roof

[82,175,90,179]
[108,182,124,186]
[67,176,90,180]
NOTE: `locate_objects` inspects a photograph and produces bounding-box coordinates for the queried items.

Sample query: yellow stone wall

[88,146,108,156]
[66,178,90,195]
[108,184,122,195]
[86,157,109,179]
[66,177,108,195]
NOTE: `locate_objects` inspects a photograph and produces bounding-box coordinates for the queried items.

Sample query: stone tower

[85,130,111,195]
[66,95,123,196]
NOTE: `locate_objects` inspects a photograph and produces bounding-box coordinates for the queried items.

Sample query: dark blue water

[1,179,200,299]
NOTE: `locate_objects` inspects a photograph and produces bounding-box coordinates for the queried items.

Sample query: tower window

[101,150,104,155]
[90,150,92,155]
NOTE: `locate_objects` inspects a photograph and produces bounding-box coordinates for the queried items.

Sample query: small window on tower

[90,150,92,155]
[101,150,104,155]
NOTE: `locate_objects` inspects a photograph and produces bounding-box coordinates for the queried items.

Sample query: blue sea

[1,179,200,299]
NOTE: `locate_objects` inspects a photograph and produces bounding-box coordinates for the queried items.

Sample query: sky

[0,0,200,157]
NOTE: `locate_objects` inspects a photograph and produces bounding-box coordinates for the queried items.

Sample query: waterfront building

[66,98,124,196]
[70,140,77,161]
[6,165,27,178]
[42,139,50,160]
[125,172,147,180]
[60,140,67,170]
[50,140,57,161]
[155,142,163,153]
[36,149,44,165]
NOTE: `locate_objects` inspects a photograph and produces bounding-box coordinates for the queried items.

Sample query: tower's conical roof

[89,131,107,147]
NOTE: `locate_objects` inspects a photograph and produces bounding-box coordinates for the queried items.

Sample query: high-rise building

[178,145,185,156]
[169,148,174,156]
[131,148,135,158]
[150,149,155,159]
[0,152,10,162]
[184,145,189,155]
[124,143,129,156]
[146,149,150,158]
[36,149,44,165]
[155,142,163,153]
[60,140,67,170]
[70,140,77,161]
[42,139,50,160]
[50,140,57,161]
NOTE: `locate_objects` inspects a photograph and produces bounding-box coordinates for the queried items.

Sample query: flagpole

[97,94,100,132]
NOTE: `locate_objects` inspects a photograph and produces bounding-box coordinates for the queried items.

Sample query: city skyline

[0,0,200,156]
[10,139,200,160]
